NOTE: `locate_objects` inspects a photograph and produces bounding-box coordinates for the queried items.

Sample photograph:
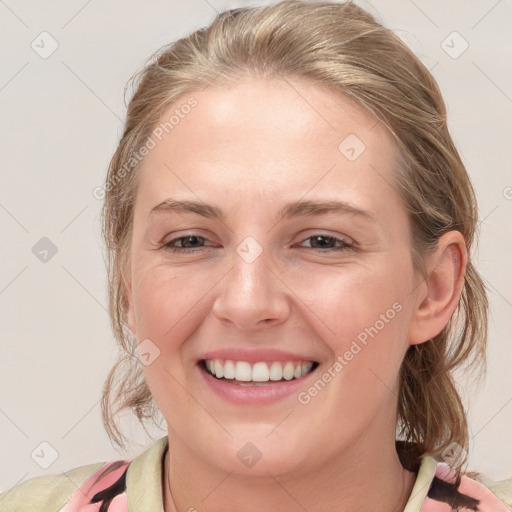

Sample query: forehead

[134,77,402,223]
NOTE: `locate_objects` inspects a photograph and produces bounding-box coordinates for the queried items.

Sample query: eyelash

[162,234,354,254]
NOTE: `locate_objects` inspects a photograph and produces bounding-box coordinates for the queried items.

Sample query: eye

[298,234,353,252]
[162,233,354,254]
[163,234,212,253]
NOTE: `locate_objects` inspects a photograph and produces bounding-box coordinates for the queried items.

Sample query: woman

[1,1,510,511]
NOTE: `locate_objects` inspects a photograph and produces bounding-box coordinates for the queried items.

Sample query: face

[126,77,422,478]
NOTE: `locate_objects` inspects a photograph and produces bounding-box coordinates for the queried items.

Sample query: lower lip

[198,363,318,405]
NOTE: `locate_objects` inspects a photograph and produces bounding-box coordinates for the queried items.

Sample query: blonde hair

[101,0,487,477]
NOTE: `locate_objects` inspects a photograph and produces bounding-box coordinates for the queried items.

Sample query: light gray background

[1,0,511,491]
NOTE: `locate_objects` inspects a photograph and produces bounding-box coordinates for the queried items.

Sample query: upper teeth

[204,359,314,382]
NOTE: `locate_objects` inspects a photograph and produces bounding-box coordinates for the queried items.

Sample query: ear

[124,272,137,336]
[408,231,467,346]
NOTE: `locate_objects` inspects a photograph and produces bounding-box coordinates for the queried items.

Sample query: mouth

[199,358,320,386]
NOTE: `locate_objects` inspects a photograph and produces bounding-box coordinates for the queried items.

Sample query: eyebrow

[149,198,376,223]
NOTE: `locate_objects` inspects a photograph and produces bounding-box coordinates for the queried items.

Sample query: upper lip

[198,348,318,363]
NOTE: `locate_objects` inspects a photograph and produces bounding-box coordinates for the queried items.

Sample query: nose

[211,245,290,331]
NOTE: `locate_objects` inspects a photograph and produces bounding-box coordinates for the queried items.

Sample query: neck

[162,431,417,512]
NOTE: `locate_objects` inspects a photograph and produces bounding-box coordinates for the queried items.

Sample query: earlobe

[408,231,467,346]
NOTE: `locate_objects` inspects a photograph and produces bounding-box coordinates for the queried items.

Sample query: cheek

[131,265,210,412]
[133,265,202,336]
[307,258,414,378]
[303,261,410,334]
[131,263,219,381]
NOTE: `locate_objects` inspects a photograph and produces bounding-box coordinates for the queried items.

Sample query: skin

[125,77,467,512]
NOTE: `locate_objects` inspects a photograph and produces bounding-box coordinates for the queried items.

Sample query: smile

[201,359,318,383]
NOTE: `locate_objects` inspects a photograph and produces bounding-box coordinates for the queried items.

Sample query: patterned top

[1,436,511,512]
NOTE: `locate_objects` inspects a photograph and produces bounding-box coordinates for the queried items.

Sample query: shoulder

[0,436,168,512]
[0,462,105,512]
[423,462,512,511]
[464,470,512,508]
